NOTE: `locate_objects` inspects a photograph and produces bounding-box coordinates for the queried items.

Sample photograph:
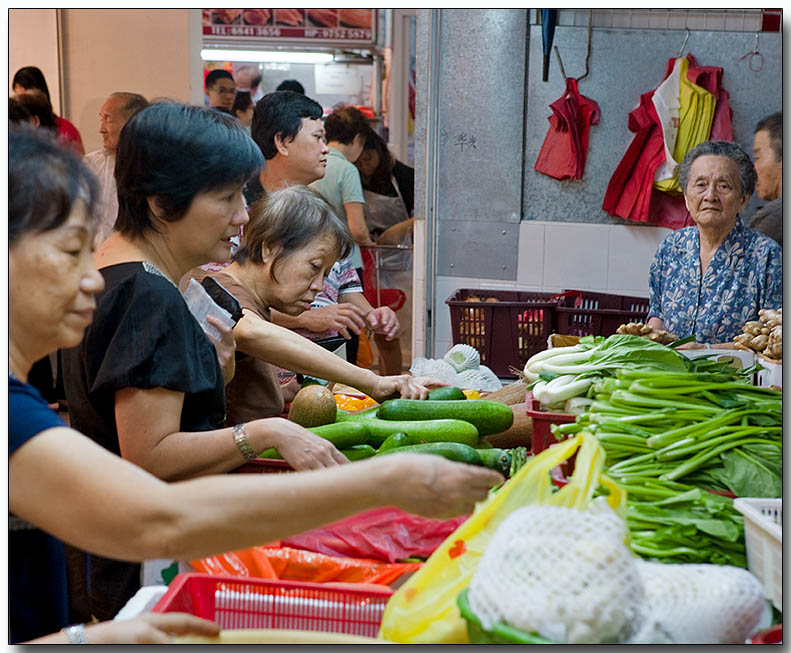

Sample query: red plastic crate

[525,391,577,455]
[446,289,577,378]
[152,573,393,637]
[556,290,649,337]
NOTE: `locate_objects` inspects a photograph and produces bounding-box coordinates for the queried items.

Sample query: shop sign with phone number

[203,9,376,43]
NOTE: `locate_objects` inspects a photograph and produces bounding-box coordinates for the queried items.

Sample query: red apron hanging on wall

[602,54,733,229]
[534,77,601,181]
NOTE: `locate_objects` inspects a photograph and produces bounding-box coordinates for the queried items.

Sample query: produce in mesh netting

[466,503,768,644]
[409,357,460,386]
[630,561,765,644]
[443,343,481,372]
[467,504,644,644]
[457,365,502,392]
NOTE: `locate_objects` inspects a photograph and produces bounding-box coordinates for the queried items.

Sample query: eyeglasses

[211,86,237,95]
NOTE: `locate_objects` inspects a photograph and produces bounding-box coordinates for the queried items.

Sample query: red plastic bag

[281,508,469,563]
[191,543,422,586]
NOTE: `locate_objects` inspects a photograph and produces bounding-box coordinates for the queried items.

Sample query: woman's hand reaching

[31,613,220,645]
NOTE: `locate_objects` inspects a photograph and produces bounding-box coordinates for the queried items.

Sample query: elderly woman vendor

[647,141,782,346]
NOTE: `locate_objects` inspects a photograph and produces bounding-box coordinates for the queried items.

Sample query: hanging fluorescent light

[201,49,334,64]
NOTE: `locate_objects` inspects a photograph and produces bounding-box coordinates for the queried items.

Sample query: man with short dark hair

[749,112,782,247]
[83,92,148,247]
[205,69,236,113]
[250,92,400,369]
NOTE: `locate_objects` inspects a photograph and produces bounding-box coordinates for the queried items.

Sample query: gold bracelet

[233,423,257,461]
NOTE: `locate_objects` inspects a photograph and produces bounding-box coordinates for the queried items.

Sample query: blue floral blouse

[648,217,783,343]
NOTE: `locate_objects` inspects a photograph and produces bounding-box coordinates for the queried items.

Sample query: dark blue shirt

[9,375,70,643]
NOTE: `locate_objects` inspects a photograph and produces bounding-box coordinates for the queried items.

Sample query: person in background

[59,102,346,620]
[355,126,415,244]
[194,186,433,425]
[353,126,416,375]
[13,65,85,154]
[10,126,502,642]
[204,69,236,113]
[748,112,782,248]
[250,91,400,367]
[647,141,782,347]
[13,91,59,131]
[231,90,254,132]
[9,96,33,123]
[235,64,263,103]
[83,92,149,248]
[276,78,306,94]
[310,105,376,253]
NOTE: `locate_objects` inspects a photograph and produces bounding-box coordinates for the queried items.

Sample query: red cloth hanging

[602,54,733,229]
[534,77,600,181]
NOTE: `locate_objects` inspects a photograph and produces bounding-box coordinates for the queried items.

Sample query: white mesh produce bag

[443,344,481,372]
[628,561,766,645]
[409,358,460,386]
[457,367,502,392]
[467,504,644,644]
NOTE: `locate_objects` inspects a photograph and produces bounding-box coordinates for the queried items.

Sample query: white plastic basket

[733,498,782,611]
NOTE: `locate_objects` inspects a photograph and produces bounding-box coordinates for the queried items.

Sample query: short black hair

[232,91,253,116]
[251,91,323,160]
[9,97,32,124]
[205,69,234,90]
[13,66,51,101]
[9,125,100,246]
[276,79,305,94]
[755,112,782,162]
[14,93,58,130]
[323,105,369,145]
[114,102,263,238]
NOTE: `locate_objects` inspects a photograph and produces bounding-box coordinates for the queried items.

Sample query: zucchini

[376,441,482,466]
[378,432,410,452]
[377,399,514,436]
[308,421,370,449]
[340,444,377,461]
[427,386,467,401]
[362,417,479,448]
[477,448,511,476]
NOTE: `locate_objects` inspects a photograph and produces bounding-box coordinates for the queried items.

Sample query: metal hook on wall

[554,9,593,84]
[678,28,690,58]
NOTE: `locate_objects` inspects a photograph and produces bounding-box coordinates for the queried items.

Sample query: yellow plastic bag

[378,433,626,644]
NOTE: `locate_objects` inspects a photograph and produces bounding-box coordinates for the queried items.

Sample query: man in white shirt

[83,92,148,247]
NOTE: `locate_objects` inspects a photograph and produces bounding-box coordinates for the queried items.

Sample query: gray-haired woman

[646,141,782,347]
[195,185,434,426]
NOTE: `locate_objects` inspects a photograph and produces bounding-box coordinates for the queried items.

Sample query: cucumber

[340,444,377,461]
[377,399,514,436]
[376,441,482,466]
[427,386,467,401]
[378,432,410,452]
[477,448,511,476]
[362,417,479,448]
[308,421,370,449]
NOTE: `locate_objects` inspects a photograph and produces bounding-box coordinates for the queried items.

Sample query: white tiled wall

[422,220,672,358]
